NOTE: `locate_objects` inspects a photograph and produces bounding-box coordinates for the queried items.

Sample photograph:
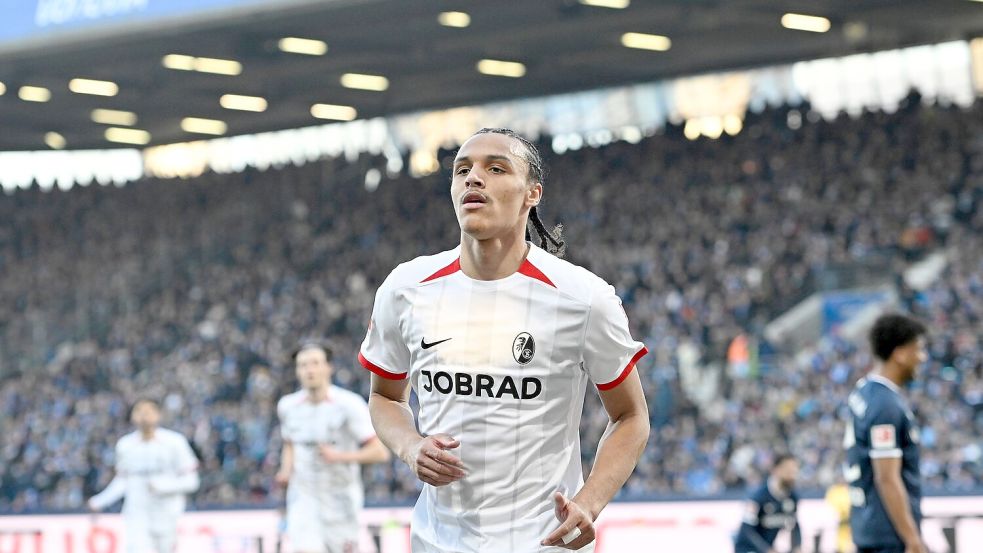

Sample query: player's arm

[790,513,802,553]
[872,456,924,552]
[369,374,465,486]
[88,472,126,511]
[543,370,649,549]
[150,437,200,495]
[736,523,774,553]
[323,437,390,464]
[573,371,649,519]
[275,439,295,485]
[88,440,126,511]
[275,399,295,485]
[320,397,391,464]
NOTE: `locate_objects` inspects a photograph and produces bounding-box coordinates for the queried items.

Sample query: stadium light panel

[579,0,630,8]
[162,54,196,70]
[220,94,268,112]
[193,57,242,76]
[438,11,471,28]
[683,120,701,140]
[163,55,242,75]
[105,127,151,145]
[311,103,358,121]
[19,86,51,102]
[44,132,66,150]
[181,117,227,135]
[724,114,743,136]
[69,78,118,96]
[91,109,138,126]
[621,32,672,51]
[476,59,527,78]
[278,37,328,56]
[781,13,831,33]
[340,73,389,91]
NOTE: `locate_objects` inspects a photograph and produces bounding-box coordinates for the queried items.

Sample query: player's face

[775,459,799,488]
[896,336,928,383]
[451,133,542,241]
[295,348,331,390]
[130,401,160,430]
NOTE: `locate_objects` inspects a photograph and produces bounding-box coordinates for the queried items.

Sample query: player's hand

[405,434,466,487]
[318,445,349,463]
[542,491,596,550]
[274,469,291,487]
[903,539,928,553]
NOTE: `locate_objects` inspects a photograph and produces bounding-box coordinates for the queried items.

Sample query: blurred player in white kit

[276,343,391,553]
[87,398,200,553]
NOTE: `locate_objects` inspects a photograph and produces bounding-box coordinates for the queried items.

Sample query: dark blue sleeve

[737,522,773,553]
[866,395,905,460]
[737,496,771,553]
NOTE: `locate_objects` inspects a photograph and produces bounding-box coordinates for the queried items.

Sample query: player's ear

[525,182,542,208]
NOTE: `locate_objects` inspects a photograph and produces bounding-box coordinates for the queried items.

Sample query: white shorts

[122,512,179,553]
[286,484,361,553]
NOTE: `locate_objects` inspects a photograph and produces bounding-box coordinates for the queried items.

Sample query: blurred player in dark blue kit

[734,453,802,553]
[844,314,928,553]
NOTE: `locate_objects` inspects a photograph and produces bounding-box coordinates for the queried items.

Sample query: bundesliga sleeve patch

[743,501,759,524]
[870,424,897,449]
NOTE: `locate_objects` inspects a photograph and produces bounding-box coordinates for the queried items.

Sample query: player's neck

[459,230,529,281]
[305,385,330,402]
[139,428,156,441]
[767,476,789,498]
[873,364,906,390]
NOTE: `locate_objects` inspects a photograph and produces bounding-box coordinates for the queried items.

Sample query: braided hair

[472,128,566,257]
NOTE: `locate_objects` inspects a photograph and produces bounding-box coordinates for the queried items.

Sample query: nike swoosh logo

[421,337,452,350]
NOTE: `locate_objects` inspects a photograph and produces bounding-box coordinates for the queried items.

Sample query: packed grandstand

[1,95,980,513]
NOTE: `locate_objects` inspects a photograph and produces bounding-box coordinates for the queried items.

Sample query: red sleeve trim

[421,258,461,283]
[358,352,407,380]
[596,346,648,391]
[517,259,556,288]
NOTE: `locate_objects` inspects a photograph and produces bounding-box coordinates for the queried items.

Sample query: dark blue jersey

[734,481,801,553]
[845,375,922,548]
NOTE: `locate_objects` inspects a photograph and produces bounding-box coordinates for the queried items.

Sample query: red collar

[421,256,555,288]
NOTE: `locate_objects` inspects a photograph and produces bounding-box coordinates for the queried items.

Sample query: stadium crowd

[0,95,980,512]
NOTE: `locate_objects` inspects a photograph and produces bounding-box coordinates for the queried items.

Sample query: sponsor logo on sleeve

[743,501,759,524]
[871,424,897,449]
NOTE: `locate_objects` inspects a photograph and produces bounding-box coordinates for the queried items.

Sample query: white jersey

[359,244,648,553]
[89,428,199,517]
[277,386,377,514]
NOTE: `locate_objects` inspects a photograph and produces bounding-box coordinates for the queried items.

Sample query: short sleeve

[345,394,377,445]
[276,398,294,443]
[742,500,761,525]
[867,401,904,459]
[113,439,126,474]
[174,436,199,473]
[583,284,648,390]
[358,276,410,380]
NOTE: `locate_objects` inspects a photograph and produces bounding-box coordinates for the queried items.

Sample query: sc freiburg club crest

[513,332,535,365]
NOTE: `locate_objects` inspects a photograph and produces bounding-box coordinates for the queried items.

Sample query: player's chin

[458,216,495,239]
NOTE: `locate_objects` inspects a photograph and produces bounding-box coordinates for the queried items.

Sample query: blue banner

[0,0,280,47]
[821,290,890,335]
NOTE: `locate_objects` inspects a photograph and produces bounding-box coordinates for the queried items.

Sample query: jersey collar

[421,243,556,288]
[767,477,790,501]
[868,373,903,397]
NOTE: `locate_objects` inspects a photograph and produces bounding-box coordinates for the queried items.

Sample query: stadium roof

[2,0,982,151]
